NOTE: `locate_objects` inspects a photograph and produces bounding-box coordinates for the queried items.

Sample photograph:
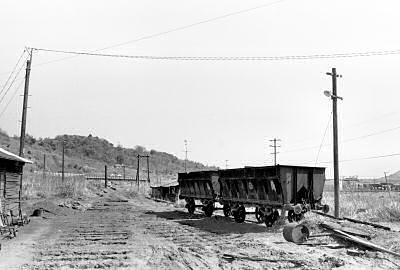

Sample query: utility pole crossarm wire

[326,67,342,218]
[269,138,281,166]
[183,140,189,173]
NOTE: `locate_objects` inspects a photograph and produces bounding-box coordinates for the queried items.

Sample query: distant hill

[0,130,217,181]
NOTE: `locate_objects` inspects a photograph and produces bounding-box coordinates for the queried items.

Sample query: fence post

[105,165,108,188]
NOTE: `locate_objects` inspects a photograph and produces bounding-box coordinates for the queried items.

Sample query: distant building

[341,176,360,191]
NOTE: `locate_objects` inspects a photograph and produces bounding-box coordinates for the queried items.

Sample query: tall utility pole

[19,49,33,157]
[146,155,150,182]
[384,172,391,198]
[135,154,150,189]
[135,154,140,189]
[269,138,281,166]
[326,67,342,218]
[18,50,33,218]
[43,154,46,180]
[184,140,188,173]
[62,139,65,182]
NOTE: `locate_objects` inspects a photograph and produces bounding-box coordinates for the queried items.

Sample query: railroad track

[24,198,135,269]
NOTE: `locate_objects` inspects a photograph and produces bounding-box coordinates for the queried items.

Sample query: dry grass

[322,191,400,222]
[22,171,87,199]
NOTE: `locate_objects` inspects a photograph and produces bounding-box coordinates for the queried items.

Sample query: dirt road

[1,188,399,269]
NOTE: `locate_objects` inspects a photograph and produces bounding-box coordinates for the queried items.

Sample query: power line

[282,123,400,154]
[315,111,332,166]
[317,153,400,164]
[31,47,400,61]
[21,0,288,68]
[0,57,27,105]
[0,78,24,119]
[287,152,400,166]
[0,50,26,97]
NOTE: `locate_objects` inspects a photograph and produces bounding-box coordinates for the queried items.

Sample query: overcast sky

[1,0,400,178]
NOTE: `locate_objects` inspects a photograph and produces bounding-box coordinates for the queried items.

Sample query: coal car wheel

[204,203,214,217]
[223,204,231,217]
[255,207,264,223]
[264,213,274,227]
[187,200,195,214]
[294,213,303,222]
[234,205,246,223]
[287,210,295,223]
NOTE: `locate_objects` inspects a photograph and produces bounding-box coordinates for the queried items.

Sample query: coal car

[178,165,329,227]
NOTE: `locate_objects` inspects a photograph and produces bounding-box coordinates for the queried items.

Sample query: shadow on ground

[145,210,268,234]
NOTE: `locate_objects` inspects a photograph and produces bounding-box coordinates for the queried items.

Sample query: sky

[1,0,400,178]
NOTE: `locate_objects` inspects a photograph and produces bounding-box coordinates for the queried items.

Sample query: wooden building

[0,147,32,214]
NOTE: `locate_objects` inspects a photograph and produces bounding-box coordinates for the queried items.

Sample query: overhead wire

[0,49,26,97]
[31,47,400,61]
[0,55,27,105]
[314,111,332,166]
[23,0,289,69]
[282,123,400,154]
[0,78,25,120]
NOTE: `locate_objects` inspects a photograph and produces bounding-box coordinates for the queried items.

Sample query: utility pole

[43,154,46,180]
[62,139,65,182]
[269,138,281,166]
[104,165,108,188]
[123,164,126,181]
[146,155,150,183]
[18,50,32,219]
[135,154,150,190]
[135,154,140,189]
[384,172,392,198]
[326,68,343,218]
[19,49,33,157]
[225,160,228,169]
[184,140,188,173]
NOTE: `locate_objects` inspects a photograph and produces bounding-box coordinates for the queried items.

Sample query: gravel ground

[0,187,399,269]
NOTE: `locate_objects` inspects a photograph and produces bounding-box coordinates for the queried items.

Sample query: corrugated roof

[0,147,33,164]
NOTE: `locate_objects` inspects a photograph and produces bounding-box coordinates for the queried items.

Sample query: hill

[0,130,216,181]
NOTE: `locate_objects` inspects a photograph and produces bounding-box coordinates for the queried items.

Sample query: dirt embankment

[0,188,399,269]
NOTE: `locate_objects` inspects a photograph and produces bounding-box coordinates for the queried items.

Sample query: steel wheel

[287,210,295,223]
[255,207,264,223]
[223,204,231,217]
[234,205,246,223]
[187,200,195,214]
[204,203,214,217]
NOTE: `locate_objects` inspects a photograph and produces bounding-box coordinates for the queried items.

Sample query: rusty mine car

[178,165,329,227]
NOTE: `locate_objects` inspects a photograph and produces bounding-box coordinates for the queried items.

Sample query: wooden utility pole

[104,165,108,188]
[18,50,32,219]
[225,160,228,169]
[184,140,188,172]
[146,155,150,182]
[136,154,140,189]
[18,50,32,157]
[62,139,65,182]
[326,68,342,218]
[269,138,281,166]
[384,172,391,198]
[43,154,46,180]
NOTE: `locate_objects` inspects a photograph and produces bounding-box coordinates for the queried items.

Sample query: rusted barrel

[283,223,310,244]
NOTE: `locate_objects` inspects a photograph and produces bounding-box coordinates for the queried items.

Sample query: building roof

[150,180,179,188]
[0,147,33,164]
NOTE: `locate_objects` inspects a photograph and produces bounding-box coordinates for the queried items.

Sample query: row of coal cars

[178,165,329,227]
